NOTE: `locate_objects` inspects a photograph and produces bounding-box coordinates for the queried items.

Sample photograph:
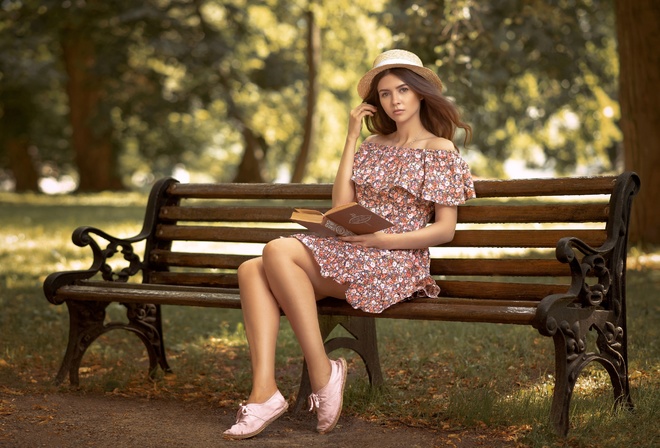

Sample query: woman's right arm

[332,103,377,207]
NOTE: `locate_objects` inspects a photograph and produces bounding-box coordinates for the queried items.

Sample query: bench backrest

[140,174,633,303]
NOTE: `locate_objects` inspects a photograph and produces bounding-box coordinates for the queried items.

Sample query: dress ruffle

[352,142,476,206]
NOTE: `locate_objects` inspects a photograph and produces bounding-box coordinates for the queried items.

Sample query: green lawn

[1,192,658,447]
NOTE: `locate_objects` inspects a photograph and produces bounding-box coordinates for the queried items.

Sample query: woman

[223,49,476,439]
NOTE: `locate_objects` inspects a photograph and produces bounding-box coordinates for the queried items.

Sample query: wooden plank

[168,183,333,200]
[155,225,606,248]
[149,271,239,287]
[160,206,296,222]
[150,250,250,269]
[444,229,607,248]
[437,280,567,300]
[474,176,617,197]
[457,203,609,224]
[160,203,609,224]
[430,258,568,276]
[316,298,538,325]
[166,176,617,201]
[56,283,538,325]
[155,224,296,243]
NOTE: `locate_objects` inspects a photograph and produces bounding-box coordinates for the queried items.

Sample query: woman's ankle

[310,358,333,392]
[247,386,280,404]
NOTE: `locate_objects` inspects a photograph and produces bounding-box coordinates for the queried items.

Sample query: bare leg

[261,238,349,392]
[237,258,282,404]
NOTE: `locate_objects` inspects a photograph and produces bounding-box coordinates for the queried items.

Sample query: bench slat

[160,206,296,223]
[169,183,332,199]
[447,229,606,248]
[159,203,609,224]
[430,258,568,276]
[55,283,537,325]
[438,280,567,300]
[151,250,569,278]
[150,250,250,269]
[457,203,608,223]
[316,297,537,325]
[474,176,617,197]
[146,271,566,301]
[149,272,239,287]
[156,224,293,243]
[166,176,617,200]
[156,225,606,248]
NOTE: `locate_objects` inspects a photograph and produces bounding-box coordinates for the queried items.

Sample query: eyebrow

[378,83,408,94]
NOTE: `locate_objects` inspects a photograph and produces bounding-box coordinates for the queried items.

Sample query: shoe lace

[308,393,320,412]
[235,404,250,423]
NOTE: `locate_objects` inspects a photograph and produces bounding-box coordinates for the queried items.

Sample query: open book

[290,202,393,237]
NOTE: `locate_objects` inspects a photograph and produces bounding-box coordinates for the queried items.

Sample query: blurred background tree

[385,0,621,177]
[1,0,657,244]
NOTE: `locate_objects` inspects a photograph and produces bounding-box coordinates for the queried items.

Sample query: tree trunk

[6,137,39,192]
[232,126,266,183]
[291,9,321,183]
[615,0,660,246]
[60,29,124,192]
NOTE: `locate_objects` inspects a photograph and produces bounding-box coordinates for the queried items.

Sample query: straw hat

[357,49,443,99]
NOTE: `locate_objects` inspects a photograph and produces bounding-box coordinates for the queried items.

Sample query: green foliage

[384,0,620,176]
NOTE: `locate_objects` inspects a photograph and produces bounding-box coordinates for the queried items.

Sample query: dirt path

[0,390,514,448]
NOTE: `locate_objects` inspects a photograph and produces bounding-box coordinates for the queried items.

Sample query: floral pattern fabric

[292,142,476,313]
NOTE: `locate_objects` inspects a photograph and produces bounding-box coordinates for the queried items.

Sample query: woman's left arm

[340,203,458,250]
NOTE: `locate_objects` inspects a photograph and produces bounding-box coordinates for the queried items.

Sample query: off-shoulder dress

[292,141,476,313]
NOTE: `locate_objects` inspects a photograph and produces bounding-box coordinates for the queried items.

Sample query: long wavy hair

[362,68,472,147]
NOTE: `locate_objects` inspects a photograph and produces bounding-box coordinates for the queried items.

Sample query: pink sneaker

[223,390,288,440]
[308,357,347,434]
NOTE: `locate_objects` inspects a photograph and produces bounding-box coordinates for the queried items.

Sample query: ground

[0,389,518,448]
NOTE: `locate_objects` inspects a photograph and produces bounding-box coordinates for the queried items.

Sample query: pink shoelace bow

[235,404,250,422]
[308,393,320,412]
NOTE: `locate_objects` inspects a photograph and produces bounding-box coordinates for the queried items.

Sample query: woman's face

[376,73,423,125]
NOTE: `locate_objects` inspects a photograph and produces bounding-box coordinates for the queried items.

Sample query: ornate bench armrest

[43,225,151,304]
[555,236,615,308]
[536,172,641,336]
[43,177,179,305]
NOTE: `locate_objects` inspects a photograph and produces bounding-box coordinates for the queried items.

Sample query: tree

[290,8,320,183]
[615,0,660,246]
[384,0,620,177]
[0,4,68,192]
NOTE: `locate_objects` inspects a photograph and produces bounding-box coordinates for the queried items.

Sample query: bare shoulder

[364,134,390,145]
[425,137,458,153]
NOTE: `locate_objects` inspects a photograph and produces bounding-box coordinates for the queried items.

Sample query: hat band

[374,58,422,69]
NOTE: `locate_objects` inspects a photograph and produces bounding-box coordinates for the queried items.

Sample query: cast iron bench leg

[55,300,109,386]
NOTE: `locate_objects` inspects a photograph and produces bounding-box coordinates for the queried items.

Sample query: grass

[1,191,658,447]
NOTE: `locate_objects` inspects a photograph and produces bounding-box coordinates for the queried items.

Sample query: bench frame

[43,172,641,435]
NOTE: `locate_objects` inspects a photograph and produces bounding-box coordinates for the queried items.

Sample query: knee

[237,257,263,285]
[262,238,298,268]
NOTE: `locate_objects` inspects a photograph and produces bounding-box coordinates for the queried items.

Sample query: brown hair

[362,68,472,147]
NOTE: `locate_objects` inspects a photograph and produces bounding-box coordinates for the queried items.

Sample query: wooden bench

[43,172,640,435]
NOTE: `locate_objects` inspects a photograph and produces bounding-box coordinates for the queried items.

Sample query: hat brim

[357,64,443,99]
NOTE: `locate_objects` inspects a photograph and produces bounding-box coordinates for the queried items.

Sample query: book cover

[290,202,393,237]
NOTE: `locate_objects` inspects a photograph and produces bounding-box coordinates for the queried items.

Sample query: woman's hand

[339,204,458,250]
[333,102,377,207]
[339,231,392,249]
[347,102,377,141]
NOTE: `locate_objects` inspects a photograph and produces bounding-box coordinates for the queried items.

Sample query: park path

[0,391,512,447]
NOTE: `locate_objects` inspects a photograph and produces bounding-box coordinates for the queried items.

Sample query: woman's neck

[389,127,433,148]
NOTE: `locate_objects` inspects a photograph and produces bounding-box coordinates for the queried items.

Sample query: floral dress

[292,141,476,313]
